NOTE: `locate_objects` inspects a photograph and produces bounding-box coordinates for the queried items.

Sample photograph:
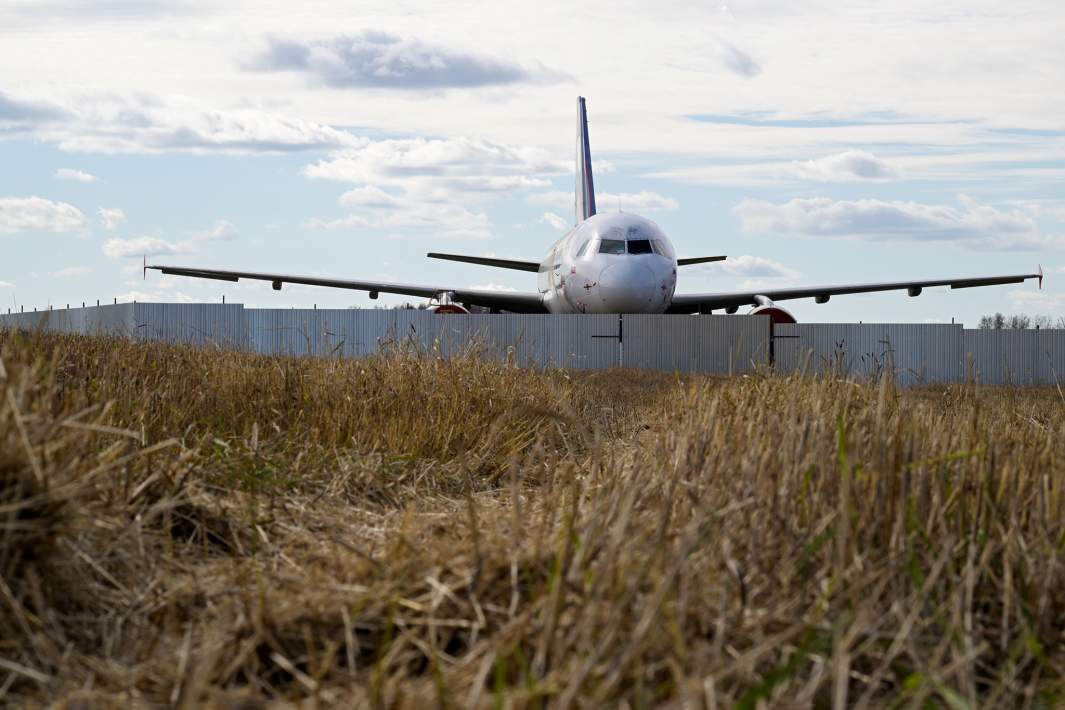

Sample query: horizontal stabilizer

[427,253,540,272]
[677,256,727,266]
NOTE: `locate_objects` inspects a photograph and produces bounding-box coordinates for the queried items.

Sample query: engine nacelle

[430,303,470,314]
[749,303,797,324]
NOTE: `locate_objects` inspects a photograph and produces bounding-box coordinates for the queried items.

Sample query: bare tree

[1033,315,1054,329]
[977,312,1064,329]
[1007,314,1031,329]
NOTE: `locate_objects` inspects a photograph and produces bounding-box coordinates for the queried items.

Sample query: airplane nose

[598,261,658,312]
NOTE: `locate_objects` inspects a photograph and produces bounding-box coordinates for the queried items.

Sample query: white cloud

[1007,289,1065,310]
[604,191,680,212]
[112,279,216,303]
[305,136,561,198]
[52,266,90,277]
[701,255,800,279]
[468,282,519,292]
[339,185,400,208]
[525,191,571,209]
[655,150,905,187]
[306,136,562,239]
[540,211,567,230]
[306,202,491,240]
[526,190,679,213]
[54,168,97,182]
[793,150,901,181]
[97,207,126,230]
[0,90,65,121]
[249,32,557,89]
[102,236,193,258]
[735,195,1059,250]
[1,1,206,24]
[193,219,237,241]
[718,41,761,78]
[0,196,86,233]
[111,290,158,303]
[1,90,356,155]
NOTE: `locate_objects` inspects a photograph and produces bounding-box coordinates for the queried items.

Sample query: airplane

[148,97,1043,322]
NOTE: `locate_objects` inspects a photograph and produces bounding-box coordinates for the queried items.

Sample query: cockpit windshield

[598,239,626,255]
[627,239,653,255]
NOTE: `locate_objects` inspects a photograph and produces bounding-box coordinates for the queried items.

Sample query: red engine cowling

[430,304,470,314]
[749,304,797,324]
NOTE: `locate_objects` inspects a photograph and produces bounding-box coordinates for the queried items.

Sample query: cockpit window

[598,239,626,255]
[627,239,653,255]
[652,239,675,258]
[575,240,591,258]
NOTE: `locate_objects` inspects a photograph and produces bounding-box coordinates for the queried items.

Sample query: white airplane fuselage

[538,212,677,314]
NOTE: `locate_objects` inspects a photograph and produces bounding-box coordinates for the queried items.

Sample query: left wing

[667,270,1043,314]
[147,264,546,312]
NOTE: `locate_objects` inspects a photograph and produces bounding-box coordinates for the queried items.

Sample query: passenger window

[575,240,591,257]
[598,239,626,255]
[627,239,653,255]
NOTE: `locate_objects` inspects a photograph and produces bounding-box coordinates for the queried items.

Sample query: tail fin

[575,96,596,224]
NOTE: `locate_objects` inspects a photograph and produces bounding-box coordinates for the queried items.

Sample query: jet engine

[428,290,470,314]
[748,303,797,324]
[430,303,470,314]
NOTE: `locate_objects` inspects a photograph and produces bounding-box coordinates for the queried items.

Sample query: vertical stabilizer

[575,96,596,223]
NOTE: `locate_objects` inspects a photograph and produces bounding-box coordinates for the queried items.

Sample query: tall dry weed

[1,330,1062,707]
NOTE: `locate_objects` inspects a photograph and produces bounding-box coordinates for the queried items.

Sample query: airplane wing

[146,265,547,312]
[666,270,1043,314]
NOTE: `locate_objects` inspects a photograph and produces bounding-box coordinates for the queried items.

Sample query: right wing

[147,265,546,312]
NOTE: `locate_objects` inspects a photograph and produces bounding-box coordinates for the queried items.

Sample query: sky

[1,0,1063,324]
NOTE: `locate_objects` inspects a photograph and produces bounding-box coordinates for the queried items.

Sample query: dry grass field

[2,330,1064,708]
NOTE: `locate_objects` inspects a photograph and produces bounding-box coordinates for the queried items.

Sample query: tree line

[977,313,1065,329]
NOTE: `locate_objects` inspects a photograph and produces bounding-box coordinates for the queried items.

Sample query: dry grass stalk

[0,329,1063,707]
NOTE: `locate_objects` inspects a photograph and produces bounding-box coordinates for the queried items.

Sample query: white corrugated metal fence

[1,303,1062,383]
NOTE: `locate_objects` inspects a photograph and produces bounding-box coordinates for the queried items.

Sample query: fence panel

[962,329,1042,385]
[1034,330,1065,385]
[775,323,964,385]
[0,304,136,337]
[623,315,769,373]
[134,303,247,349]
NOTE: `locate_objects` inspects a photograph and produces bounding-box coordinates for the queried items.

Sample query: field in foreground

[1,331,1064,708]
